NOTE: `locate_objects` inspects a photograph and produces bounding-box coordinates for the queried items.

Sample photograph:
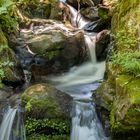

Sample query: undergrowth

[111,51,140,76]
[26,117,70,136]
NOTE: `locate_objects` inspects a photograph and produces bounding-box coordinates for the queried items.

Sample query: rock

[19,26,88,77]
[49,2,64,20]
[80,7,100,21]
[67,0,95,8]
[0,28,25,90]
[95,62,140,139]
[83,19,110,32]
[95,30,110,61]
[21,83,72,119]
[92,0,102,5]
[17,0,61,20]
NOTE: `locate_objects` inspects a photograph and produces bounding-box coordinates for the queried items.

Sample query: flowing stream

[0,105,26,140]
[49,2,108,140]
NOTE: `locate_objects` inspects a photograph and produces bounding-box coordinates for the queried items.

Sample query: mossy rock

[110,75,140,133]
[0,29,24,84]
[27,31,66,60]
[22,83,72,119]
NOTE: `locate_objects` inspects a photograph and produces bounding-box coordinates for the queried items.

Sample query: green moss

[110,75,140,133]
[98,8,109,20]
[22,84,61,119]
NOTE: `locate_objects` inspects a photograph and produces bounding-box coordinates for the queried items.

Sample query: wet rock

[92,0,103,5]
[0,29,25,90]
[67,0,95,8]
[21,83,72,119]
[21,27,88,75]
[95,30,110,61]
[80,7,100,21]
[83,19,110,32]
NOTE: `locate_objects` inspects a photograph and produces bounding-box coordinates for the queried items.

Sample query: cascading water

[49,1,108,140]
[67,4,89,29]
[0,104,26,140]
[0,107,17,140]
[51,34,107,139]
[71,101,107,140]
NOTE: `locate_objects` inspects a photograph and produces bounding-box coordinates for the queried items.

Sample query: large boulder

[21,83,72,119]
[22,83,72,138]
[17,23,88,79]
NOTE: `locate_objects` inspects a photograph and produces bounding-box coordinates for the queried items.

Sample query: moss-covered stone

[0,28,24,85]
[110,75,140,132]
[22,83,71,139]
[27,31,66,60]
[22,83,72,119]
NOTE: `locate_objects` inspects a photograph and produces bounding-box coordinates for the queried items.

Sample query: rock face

[22,83,72,119]
[95,30,110,61]
[80,7,99,21]
[15,22,88,79]
[95,0,140,139]
[0,28,24,89]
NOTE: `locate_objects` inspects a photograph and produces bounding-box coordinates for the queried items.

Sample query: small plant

[0,0,18,34]
[26,117,70,136]
[111,51,140,76]
[27,134,69,140]
[115,28,140,51]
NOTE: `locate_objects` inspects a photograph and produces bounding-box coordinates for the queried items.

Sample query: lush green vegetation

[0,0,18,34]
[26,117,70,140]
[112,51,140,76]
[111,27,140,77]
[27,134,69,140]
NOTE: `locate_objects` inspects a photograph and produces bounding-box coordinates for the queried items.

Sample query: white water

[49,2,108,140]
[67,4,89,29]
[49,31,107,140]
[0,106,26,140]
[71,101,108,140]
[50,33,105,87]
[0,107,17,140]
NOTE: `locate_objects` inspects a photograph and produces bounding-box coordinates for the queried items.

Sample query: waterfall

[71,101,108,140]
[49,33,105,87]
[0,107,17,140]
[67,4,89,29]
[49,2,108,140]
[0,105,26,140]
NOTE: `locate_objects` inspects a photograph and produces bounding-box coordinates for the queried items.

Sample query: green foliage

[27,134,69,140]
[115,28,140,50]
[111,51,140,76]
[0,60,14,87]
[0,0,13,14]
[0,0,18,34]
[26,117,70,135]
